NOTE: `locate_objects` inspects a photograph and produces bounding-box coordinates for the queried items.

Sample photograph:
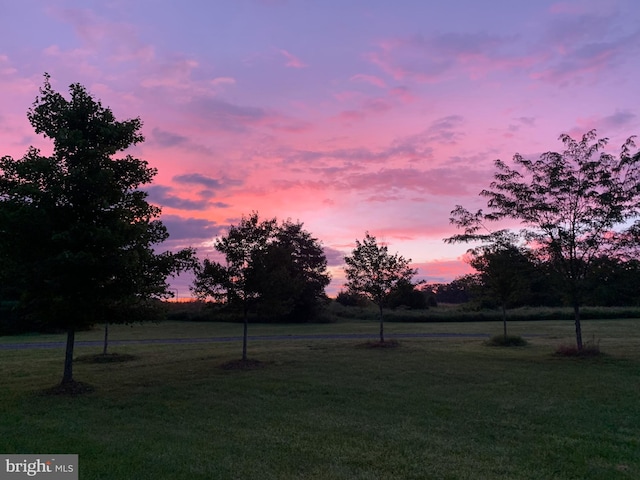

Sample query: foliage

[429,275,481,304]
[465,237,539,337]
[191,213,330,358]
[259,219,331,320]
[0,75,194,383]
[344,232,418,342]
[419,285,438,307]
[335,290,368,307]
[583,256,640,306]
[192,213,275,360]
[384,278,428,310]
[447,130,640,349]
[466,238,534,307]
[328,296,640,324]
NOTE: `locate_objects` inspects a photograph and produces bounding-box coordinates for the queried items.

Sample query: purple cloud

[147,185,230,210]
[151,128,189,147]
[173,173,243,192]
[162,214,223,240]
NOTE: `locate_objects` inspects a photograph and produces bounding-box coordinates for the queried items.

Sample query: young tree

[192,213,330,359]
[193,213,276,361]
[344,233,418,343]
[0,75,194,387]
[447,130,640,350]
[466,239,535,338]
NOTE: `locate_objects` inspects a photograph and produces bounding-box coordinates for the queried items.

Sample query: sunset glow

[2,1,639,295]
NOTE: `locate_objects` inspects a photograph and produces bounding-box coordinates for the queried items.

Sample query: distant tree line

[429,255,640,308]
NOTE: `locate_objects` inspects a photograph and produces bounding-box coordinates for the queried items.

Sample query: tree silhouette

[344,233,418,343]
[192,213,330,359]
[0,75,194,387]
[447,130,640,350]
[465,237,535,338]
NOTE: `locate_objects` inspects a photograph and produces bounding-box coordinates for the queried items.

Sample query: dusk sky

[2,0,640,296]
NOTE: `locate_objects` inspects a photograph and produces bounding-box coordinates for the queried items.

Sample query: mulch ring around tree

[220,358,268,371]
[74,353,138,364]
[41,380,95,396]
[357,339,400,349]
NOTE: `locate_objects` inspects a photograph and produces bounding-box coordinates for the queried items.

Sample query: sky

[2,0,640,297]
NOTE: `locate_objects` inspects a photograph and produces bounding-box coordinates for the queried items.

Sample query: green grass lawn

[1,319,639,479]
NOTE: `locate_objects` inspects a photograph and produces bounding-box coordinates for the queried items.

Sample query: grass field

[1,319,639,479]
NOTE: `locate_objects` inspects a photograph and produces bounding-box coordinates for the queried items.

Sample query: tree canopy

[447,130,640,349]
[192,212,330,360]
[344,232,418,343]
[0,75,194,386]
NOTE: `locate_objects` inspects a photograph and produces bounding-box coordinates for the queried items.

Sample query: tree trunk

[242,304,248,361]
[502,304,507,339]
[62,329,75,385]
[573,302,583,350]
[103,321,109,355]
[378,304,384,343]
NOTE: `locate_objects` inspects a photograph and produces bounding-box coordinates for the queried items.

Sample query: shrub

[555,341,601,357]
[335,290,367,307]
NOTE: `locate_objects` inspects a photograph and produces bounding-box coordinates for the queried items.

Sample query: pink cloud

[573,111,637,136]
[528,8,640,86]
[211,77,236,87]
[179,94,311,134]
[367,32,530,83]
[340,105,389,122]
[0,55,17,76]
[269,164,490,199]
[367,13,639,88]
[414,258,475,284]
[139,58,200,89]
[350,73,387,88]
[50,7,154,65]
[388,86,414,104]
[333,97,392,124]
[549,2,585,15]
[280,49,308,68]
[529,41,618,85]
[345,167,486,197]
[332,90,364,103]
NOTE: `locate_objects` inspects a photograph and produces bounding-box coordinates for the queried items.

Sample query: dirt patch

[220,358,267,371]
[41,380,95,396]
[554,344,603,358]
[357,339,400,349]
[75,353,138,364]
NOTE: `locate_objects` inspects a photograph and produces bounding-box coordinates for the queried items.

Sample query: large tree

[191,213,330,359]
[0,75,194,386]
[447,130,640,350]
[344,233,418,343]
[253,219,331,320]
